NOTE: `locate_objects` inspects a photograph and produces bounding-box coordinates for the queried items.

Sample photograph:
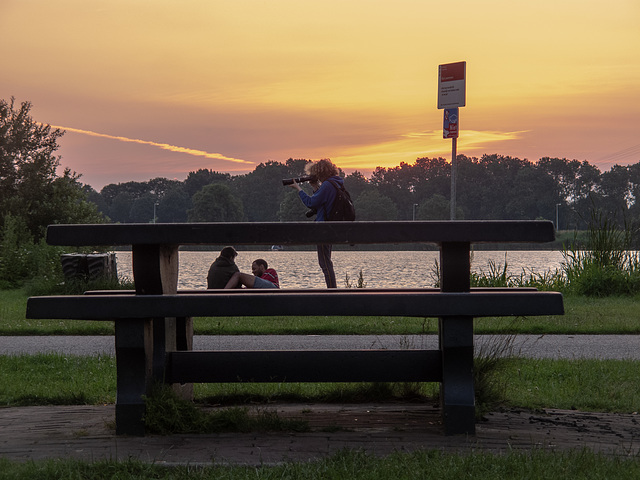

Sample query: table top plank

[45,221,555,246]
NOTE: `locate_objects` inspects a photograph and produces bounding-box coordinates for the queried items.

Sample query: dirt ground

[1,403,638,466]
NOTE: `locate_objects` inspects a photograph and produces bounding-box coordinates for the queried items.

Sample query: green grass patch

[0,354,115,406]
[1,449,639,479]
[0,288,113,334]
[500,358,640,413]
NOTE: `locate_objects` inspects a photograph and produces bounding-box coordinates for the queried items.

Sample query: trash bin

[61,253,117,280]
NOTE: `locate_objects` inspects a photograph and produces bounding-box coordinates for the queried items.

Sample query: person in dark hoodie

[287,158,342,288]
[206,246,239,289]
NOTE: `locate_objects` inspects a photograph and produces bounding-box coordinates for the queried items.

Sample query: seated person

[224,258,279,289]
[207,246,239,289]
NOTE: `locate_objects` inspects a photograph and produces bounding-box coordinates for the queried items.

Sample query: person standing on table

[224,258,279,289]
[206,246,240,289]
[287,158,341,288]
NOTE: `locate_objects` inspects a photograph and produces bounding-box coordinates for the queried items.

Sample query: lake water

[115,250,565,289]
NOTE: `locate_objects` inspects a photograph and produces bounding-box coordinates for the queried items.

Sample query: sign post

[438,61,466,220]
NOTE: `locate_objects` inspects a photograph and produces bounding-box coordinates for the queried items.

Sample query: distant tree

[278,190,313,221]
[157,185,190,222]
[369,165,412,219]
[505,164,558,220]
[627,163,640,227]
[232,161,294,222]
[285,158,312,177]
[188,183,244,222]
[147,177,182,197]
[83,185,109,219]
[596,164,631,226]
[100,181,151,206]
[353,190,398,220]
[417,194,450,220]
[184,169,231,198]
[129,194,157,223]
[108,192,135,223]
[343,171,373,200]
[411,157,451,203]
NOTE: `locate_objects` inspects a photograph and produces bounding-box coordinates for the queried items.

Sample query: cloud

[333,129,529,170]
[51,125,254,165]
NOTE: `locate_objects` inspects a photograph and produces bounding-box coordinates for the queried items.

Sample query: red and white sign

[438,61,466,109]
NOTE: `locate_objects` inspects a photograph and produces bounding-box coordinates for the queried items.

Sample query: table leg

[439,316,475,435]
[115,318,153,435]
[439,241,475,434]
[132,244,193,396]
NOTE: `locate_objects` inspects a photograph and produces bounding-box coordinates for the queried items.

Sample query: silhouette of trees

[84,155,640,231]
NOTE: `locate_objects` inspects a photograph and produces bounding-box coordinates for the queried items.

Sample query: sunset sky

[2,0,639,190]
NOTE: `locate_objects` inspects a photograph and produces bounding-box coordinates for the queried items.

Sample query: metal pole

[556,203,560,230]
[450,137,457,220]
[412,203,418,221]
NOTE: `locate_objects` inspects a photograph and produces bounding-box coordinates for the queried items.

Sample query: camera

[282,175,317,186]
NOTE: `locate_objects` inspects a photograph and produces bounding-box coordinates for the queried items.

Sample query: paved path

[1,334,639,359]
[1,404,639,465]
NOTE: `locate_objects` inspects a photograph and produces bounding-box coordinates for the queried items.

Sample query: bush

[0,216,65,289]
[562,209,640,296]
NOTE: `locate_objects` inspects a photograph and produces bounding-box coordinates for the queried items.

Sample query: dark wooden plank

[167,350,442,383]
[45,221,555,246]
[26,291,564,320]
[439,316,475,435]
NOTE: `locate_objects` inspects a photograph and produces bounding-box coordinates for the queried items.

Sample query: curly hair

[305,158,339,181]
[253,258,268,269]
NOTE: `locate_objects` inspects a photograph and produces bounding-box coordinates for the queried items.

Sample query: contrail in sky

[53,125,253,165]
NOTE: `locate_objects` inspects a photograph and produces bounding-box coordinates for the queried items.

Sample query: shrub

[562,209,640,296]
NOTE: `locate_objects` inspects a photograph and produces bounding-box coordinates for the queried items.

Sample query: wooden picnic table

[26,221,564,435]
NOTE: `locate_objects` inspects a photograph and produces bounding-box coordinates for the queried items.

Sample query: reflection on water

[115,250,565,290]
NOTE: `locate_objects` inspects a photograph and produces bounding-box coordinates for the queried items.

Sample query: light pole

[153,202,159,224]
[555,203,561,230]
[412,203,418,221]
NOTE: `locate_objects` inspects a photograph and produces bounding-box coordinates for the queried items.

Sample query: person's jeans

[317,244,337,288]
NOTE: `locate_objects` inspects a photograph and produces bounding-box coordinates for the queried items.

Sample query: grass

[3,288,640,335]
[1,449,639,479]
[1,354,638,414]
[0,354,116,406]
[502,358,640,413]
[0,288,113,335]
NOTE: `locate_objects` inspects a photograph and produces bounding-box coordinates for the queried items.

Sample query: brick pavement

[1,403,638,465]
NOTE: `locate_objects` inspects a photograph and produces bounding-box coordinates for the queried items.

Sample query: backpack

[325,179,356,221]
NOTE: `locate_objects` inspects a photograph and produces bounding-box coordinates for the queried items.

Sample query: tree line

[86,155,640,233]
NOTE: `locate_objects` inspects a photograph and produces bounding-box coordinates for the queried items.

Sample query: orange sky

[2,0,639,189]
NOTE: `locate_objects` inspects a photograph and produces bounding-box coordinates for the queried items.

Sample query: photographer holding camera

[286,158,342,288]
